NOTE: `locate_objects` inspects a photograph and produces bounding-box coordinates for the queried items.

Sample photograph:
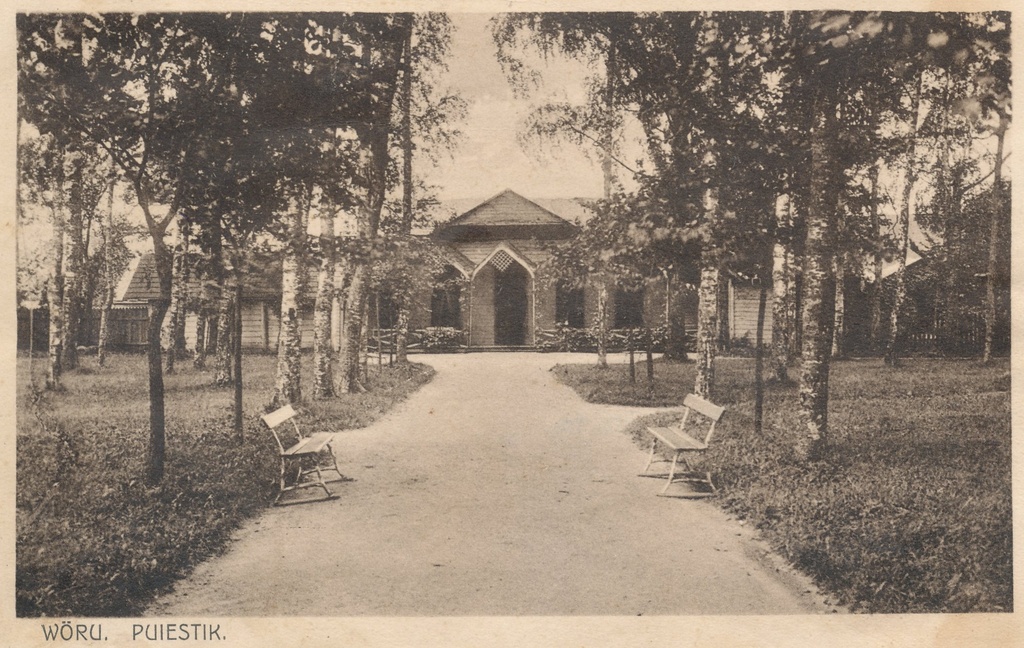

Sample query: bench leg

[661,451,680,494]
[641,438,658,474]
[322,443,345,482]
[274,456,288,505]
[275,456,338,505]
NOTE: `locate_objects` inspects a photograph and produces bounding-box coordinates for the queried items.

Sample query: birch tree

[392,13,465,365]
[336,15,413,394]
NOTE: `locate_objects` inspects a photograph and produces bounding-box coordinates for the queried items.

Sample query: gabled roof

[444,189,572,228]
[435,189,580,242]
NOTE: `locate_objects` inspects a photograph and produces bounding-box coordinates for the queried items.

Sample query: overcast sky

[425,14,608,201]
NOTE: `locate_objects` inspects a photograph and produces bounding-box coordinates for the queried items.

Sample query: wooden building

[115,250,309,352]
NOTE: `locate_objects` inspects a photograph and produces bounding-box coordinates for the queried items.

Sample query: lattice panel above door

[489,249,515,272]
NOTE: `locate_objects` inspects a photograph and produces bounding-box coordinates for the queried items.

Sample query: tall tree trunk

[694,187,720,400]
[97,280,113,368]
[206,311,219,355]
[754,282,768,435]
[831,255,845,359]
[272,207,306,407]
[771,193,793,382]
[46,227,65,389]
[395,23,415,365]
[868,162,884,352]
[884,164,917,367]
[213,281,233,387]
[591,40,617,370]
[146,297,169,484]
[788,246,801,360]
[193,310,207,369]
[233,266,244,440]
[173,233,190,359]
[885,70,924,368]
[135,178,179,485]
[394,307,410,364]
[983,118,1007,363]
[645,326,654,382]
[145,235,173,485]
[798,90,840,461]
[338,264,368,393]
[596,279,609,368]
[937,157,964,355]
[312,205,336,399]
[61,162,84,371]
[164,246,183,373]
[694,264,719,400]
[628,328,636,384]
[336,18,409,390]
[97,176,116,368]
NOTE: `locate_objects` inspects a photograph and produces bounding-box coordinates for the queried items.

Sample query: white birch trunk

[831,256,845,359]
[47,228,65,389]
[337,263,368,393]
[694,187,720,400]
[771,194,793,382]
[213,283,233,386]
[312,207,336,399]
[273,235,304,406]
[885,165,915,367]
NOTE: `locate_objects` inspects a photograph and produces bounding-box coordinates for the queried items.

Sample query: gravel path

[148,353,833,616]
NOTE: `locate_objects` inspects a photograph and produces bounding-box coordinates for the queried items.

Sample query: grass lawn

[553,357,1012,613]
[16,351,434,617]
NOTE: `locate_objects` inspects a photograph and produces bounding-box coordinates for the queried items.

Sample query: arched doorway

[494,261,529,346]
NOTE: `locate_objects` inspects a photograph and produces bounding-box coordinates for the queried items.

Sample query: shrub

[418,326,464,351]
[537,324,675,353]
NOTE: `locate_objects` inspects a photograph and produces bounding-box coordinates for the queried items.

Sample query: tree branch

[962,152,1012,193]
[565,124,639,175]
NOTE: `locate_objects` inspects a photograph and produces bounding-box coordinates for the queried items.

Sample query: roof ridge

[443,189,573,228]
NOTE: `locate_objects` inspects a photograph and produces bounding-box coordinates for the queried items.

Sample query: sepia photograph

[7,3,1017,645]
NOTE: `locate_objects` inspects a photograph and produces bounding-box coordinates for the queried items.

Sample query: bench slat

[283,432,334,456]
[647,426,707,451]
[682,394,725,421]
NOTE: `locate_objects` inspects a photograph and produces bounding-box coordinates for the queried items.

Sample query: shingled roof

[446,189,572,227]
[120,251,285,302]
[435,189,579,242]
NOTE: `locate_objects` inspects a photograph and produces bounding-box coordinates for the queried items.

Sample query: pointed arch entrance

[469,245,535,347]
[494,260,529,345]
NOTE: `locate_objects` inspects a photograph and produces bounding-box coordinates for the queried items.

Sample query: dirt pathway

[148,353,833,616]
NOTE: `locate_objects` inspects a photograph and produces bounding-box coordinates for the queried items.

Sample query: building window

[430,266,463,328]
[555,282,585,328]
[614,286,645,329]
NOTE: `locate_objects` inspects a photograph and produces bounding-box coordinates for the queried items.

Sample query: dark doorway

[494,262,529,345]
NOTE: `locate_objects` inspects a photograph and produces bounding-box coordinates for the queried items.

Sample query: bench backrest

[679,394,726,445]
[261,404,301,454]
[682,394,725,422]
[262,404,297,429]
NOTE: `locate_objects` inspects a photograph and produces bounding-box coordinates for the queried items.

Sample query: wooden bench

[261,404,343,505]
[640,394,726,498]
